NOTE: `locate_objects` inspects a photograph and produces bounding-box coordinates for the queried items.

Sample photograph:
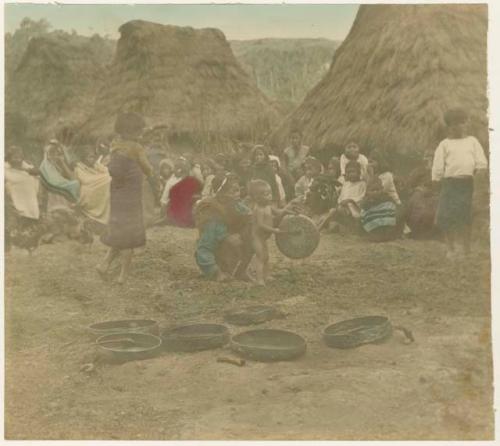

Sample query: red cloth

[167,176,202,227]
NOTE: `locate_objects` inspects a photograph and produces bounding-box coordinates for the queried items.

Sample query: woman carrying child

[432,108,488,259]
[74,146,111,226]
[97,112,158,284]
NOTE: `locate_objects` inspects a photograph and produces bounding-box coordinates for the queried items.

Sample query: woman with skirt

[97,112,157,284]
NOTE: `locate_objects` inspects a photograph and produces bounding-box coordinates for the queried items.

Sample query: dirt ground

[4,225,494,440]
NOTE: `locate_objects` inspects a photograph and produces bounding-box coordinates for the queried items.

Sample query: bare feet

[234,271,255,283]
[96,266,108,281]
[117,275,126,285]
[216,271,231,282]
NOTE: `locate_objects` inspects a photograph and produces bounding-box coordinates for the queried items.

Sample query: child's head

[248,179,273,206]
[5,146,24,168]
[344,142,360,160]
[174,157,190,178]
[159,159,174,179]
[251,145,268,165]
[444,108,468,138]
[327,156,341,177]
[238,155,251,172]
[345,161,362,182]
[269,155,281,173]
[304,157,323,179]
[81,147,97,167]
[214,173,240,200]
[201,162,213,179]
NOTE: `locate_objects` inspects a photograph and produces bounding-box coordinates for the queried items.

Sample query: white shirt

[5,162,40,219]
[432,136,487,181]
[338,180,367,205]
[340,154,369,180]
[379,172,401,205]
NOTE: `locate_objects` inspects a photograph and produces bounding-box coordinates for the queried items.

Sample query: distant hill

[230,38,340,108]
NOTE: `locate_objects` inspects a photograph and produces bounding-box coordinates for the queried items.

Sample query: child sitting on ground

[432,108,488,259]
[340,142,369,181]
[269,155,287,207]
[318,160,367,232]
[250,145,279,204]
[294,156,323,200]
[248,180,292,286]
[360,177,399,242]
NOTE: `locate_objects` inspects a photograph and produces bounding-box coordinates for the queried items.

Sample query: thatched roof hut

[5,33,114,144]
[84,20,281,152]
[271,4,488,163]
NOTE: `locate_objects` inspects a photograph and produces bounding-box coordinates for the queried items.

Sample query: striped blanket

[360,201,397,233]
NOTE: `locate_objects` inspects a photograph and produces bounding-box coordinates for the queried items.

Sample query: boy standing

[432,108,488,259]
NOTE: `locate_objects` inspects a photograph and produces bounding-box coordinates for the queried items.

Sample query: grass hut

[271,4,488,167]
[84,20,281,153]
[5,33,114,146]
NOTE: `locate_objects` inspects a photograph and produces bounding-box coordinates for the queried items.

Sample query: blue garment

[195,219,228,277]
[361,201,397,232]
[39,158,80,202]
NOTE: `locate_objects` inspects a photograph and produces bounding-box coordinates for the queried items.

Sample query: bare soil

[4,226,493,440]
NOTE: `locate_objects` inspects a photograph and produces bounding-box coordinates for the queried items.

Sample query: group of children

[4,107,488,283]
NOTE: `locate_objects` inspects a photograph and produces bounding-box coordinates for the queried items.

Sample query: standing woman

[97,112,157,284]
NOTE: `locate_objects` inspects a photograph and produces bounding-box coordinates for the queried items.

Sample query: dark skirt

[101,152,146,249]
[436,177,474,231]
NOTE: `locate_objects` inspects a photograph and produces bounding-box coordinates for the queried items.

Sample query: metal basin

[231,329,307,362]
[96,332,162,362]
[323,316,392,349]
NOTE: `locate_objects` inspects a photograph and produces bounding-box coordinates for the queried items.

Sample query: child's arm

[255,207,280,234]
[431,142,445,182]
[472,137,488,173]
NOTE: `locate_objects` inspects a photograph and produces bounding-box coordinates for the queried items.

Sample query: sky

[4,3,359,40]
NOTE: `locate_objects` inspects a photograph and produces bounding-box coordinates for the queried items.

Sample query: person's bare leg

[97,248,119,276]
[262,242,270,282]
[234,232,255,282]
[253,237,266,286]
[117,249,133,284]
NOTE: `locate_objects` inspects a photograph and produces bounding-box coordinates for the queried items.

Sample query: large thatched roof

[5,33,114,143]
[271,4,488,159]
[84,20,281,151]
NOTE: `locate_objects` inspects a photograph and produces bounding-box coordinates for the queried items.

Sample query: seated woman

[74,147,111,226]
[39,139,80,210]
[5,146,42,252]
[163,157,202,228]
[360,177,402,242]
[194,174,254,281]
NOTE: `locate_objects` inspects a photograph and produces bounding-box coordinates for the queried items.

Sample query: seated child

[250,145,279,203]
[248,179,293,286]
[269,155,287,207]
[340,142,369,181]
[360,177,399,242]
[318,161,366,231]
[294,156,323,200]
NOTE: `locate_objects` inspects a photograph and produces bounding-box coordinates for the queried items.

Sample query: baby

[248,180,290,286]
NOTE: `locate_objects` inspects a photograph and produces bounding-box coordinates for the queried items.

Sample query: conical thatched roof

[271,4,488,160]
[84,20,281,151]
[5,33,114,143]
